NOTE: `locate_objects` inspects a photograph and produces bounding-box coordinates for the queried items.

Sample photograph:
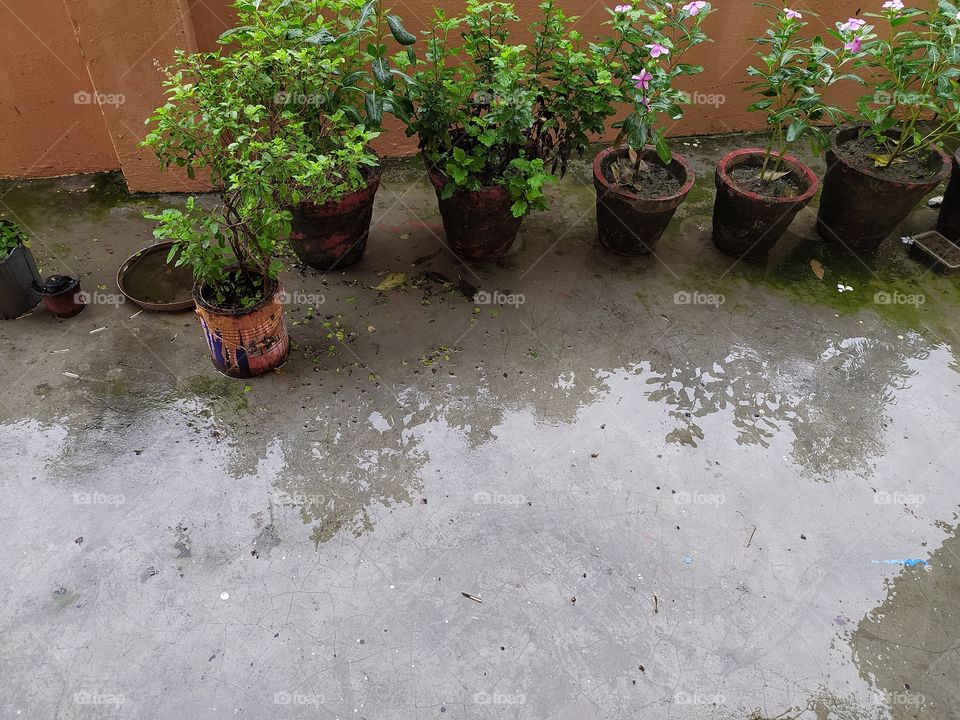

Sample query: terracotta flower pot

[593,146,695,256]
[712,148,819,260]
[289,161,383,272]
[427,166,523,262]
[816,123,951,254]
[35,275,85,318]
[0,245,41,320]
[936,149,960,243]
[193,276,290,378]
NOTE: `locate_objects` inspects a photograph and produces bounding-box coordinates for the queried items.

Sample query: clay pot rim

[192,272,281,316]
[593,145,696,204]
[829,122,952,186]
[426,164,513,200]
[716,148,819,205]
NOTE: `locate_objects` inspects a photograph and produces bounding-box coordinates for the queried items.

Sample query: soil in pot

[835,135,943,183]
[428,167,523,262]
[728,164,804,197]
[601,154,685,197]
[289,163,383,272]
[712,150,819,261]
[594,146,695,256]
[816,124,951,254]
[193,275,290,378]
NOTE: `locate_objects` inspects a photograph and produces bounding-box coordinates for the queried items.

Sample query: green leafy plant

[0,220,29,261]
[745,4,861,182]
[393,0,619,217]
[843,0,960,167]
[597,1,714,188]
[143,0,412,306]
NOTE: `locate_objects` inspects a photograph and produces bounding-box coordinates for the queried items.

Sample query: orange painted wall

[0,0,865,189]
[0,0,117,181]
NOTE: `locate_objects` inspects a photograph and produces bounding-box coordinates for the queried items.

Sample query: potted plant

[144,28,300,376]
[148,0,411,274]
[592,0,714,256]
[816,2,958,253]
[391,0,618,261]
[0,219,41,320]
[145,193,291,378]
[713,5,856,260]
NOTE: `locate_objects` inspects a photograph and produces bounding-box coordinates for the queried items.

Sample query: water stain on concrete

[2,143,960,719]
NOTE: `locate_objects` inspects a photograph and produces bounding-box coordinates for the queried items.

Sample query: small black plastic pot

[34,275,85,318]
[0,245,41,319]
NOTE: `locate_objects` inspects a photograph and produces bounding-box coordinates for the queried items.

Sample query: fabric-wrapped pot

[817,123,951,254]
[593,146,695,256]
[712,149,819,260]
[427,166,523,262]
[289,162,383,272]
[193,277,290,378]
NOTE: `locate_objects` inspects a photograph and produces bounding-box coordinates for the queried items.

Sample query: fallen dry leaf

[810,259,825,280]
[760,170,790,182]
[372,272,407,291]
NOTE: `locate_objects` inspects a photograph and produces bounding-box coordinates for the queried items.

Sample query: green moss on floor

[668,235,960,346]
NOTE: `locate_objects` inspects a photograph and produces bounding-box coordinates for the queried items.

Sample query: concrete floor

[1,135,959,720]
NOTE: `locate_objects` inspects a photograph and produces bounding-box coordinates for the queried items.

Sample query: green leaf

[304,29,335,45]
[786,120,807,143]
[372,57,393,87]
[654,132,671,164]
[365,92,383,126]
[387,15,417,45]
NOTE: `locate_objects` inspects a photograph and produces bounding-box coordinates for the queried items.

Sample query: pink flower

[646,42,670,57]
[682,1,707,15]
[614,4,632,12]
[839,17,866,32]
[640,96,651,110]
[844,36,863,52]
[784,8,802,19]
[665,2,674,10]
[632,69,653,90]
[882,0,903,9]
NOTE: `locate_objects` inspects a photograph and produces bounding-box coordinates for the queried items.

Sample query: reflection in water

[277,405,428,547]
[634,332,930,478]
[1,314,946,550]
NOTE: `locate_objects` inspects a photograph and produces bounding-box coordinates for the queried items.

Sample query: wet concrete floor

[1,135,959,719]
